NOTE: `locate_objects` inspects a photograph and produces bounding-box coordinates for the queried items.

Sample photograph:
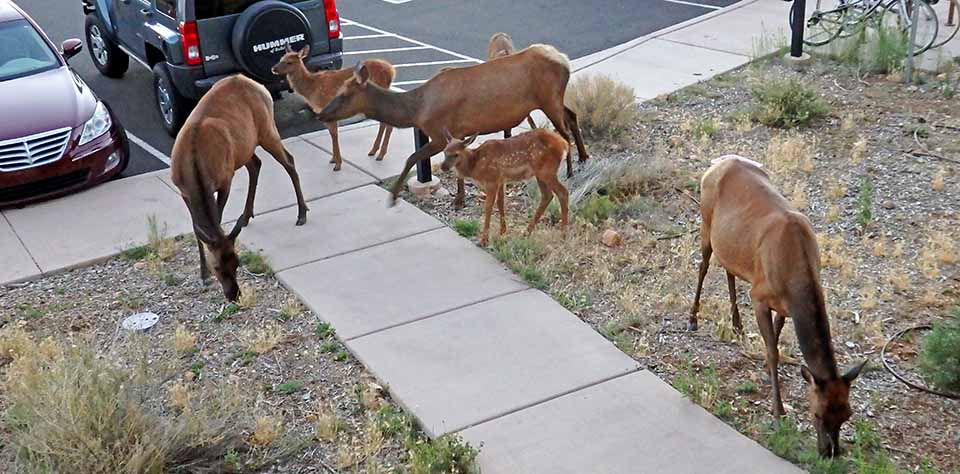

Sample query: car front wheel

[152,63,194,136]
[84,15,128,78]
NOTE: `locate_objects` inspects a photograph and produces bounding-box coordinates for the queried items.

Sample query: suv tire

[152,63,194,136]
[84,14,129,78]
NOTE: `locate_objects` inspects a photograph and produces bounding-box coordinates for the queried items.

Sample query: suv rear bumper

[168,51,343,99]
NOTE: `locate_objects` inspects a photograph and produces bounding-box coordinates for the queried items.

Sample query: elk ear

[285,43,294,54]
[298,45,310,59]
[442,128,454,142]
[464,134,479,146]
[800,365,823,387]
[354,63,370,86]
[842,359,869,385]
[226,221,242,241]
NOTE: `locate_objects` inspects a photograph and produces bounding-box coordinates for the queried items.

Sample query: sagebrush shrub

[565,74,638,142]
[750,77,829,128]
[919,307,960,392]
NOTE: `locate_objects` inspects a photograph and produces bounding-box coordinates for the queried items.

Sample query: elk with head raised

[689,155,867,458]
[272,45,395,170]
[486,32,537,138]
[441,128,569,246]
[171,75,309,301]
[313,43,589,209]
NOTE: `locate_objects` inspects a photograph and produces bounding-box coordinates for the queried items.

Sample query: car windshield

[0,20,59,82]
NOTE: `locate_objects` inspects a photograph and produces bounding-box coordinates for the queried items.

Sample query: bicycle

[794,0,940,55]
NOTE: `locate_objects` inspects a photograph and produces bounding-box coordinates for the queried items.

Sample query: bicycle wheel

[929,0,960,49]
[879,0,940,54]
[795,0,850,46]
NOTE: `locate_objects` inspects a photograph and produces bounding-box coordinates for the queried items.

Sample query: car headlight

[78,101,112,146]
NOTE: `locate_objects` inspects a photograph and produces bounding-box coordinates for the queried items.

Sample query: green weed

[276,381,304,395]
[453,219,480,238]
[857,177,875,231]
[239,250,272,275]
[919,306,960,392]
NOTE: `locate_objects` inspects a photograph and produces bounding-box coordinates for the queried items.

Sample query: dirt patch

[405,59,960,472]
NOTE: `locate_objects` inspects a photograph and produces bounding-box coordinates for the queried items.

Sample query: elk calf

[171,75,308,301]
[272,46,395,170]
[690,155,866,458]
[441,128,569,246]
[486,32,537,137]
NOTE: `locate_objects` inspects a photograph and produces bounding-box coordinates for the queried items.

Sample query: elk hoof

[687,321,699,332]
[478,237,489,246]
[329,157,336,164]
[296,216,307,226]
[387,195,398,208]
[452,199,465,210]
[333,164,342,172]
[375,156,384,161]
[200,277,212,287]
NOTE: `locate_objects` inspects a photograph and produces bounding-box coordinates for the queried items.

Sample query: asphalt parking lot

[17,0,737,178]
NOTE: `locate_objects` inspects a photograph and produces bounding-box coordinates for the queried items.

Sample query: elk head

[201,223,242,302]
[271,44,309,76]
[440,129,477,172]
[800,360,867,458]
[315,63,372,122]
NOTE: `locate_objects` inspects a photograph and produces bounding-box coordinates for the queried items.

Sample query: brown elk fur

[171,75,308,301]
[486,32,537,137]
[441,128,569,245]
[313,43,589,209]
[689,155,866,458]
[272,46,395,169]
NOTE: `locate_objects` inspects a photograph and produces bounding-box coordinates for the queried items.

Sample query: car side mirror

[61,38,83,61]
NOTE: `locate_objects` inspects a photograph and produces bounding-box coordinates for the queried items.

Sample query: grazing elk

[440,128,569,246]
[272,46,395,170]
[689,155,867,458]
[486,32,537,137]
[171,75,309,301]
[313,43,589,209]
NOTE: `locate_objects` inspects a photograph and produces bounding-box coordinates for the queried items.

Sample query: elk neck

[362,84,422,129]
[285,62,316,98]
[788,280,840,381]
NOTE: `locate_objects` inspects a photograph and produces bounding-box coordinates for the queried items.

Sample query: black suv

[81,0,343,135]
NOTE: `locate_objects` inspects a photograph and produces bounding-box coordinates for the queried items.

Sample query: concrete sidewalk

[2,1,806,472]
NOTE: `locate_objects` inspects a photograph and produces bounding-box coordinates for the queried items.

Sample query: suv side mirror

[61,38,83,61]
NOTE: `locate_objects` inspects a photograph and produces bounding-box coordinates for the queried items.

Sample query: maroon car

[0,0,128,207]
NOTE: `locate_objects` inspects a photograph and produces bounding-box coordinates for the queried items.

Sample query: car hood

[0,67,97,141]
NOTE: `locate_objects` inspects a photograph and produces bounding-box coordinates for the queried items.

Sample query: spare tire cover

[231,0,312,81]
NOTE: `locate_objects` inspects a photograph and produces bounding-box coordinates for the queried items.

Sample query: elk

[486,32,537,138]
[313,43,589,209]
[272,46,395,170]
[171,75,309,301]
[440,128,569,246]
[689,155,866,458]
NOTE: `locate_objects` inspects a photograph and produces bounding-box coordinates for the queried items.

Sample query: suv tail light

[323,0,340,39]
[179,21,202,66]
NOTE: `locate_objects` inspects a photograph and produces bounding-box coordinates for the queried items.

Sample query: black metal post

[414,128,432,183]
[790,0,806,58]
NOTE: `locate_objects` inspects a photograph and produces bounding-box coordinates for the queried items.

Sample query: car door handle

[120,0,130,3]
[140,8,152,16]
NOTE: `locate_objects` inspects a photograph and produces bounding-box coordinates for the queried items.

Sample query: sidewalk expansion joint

[224,182,378,226]
[655,38,751,58]
[271,223,446,274]
[343,286,532,342]
[2,211,42,276]
[452,367,644,435]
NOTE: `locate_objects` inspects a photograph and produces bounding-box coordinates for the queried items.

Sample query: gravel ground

[0,236,409,472]
[405,58,960,472]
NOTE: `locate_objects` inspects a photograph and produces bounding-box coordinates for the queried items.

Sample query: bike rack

[789,0,807,58]
[414,128,432,183]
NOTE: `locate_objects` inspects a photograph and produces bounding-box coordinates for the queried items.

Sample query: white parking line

[340,17,482,64]
[126,132,171,165]
[391,79,428,86]
[393,59,475,68]
[343,33,393,40]
[662,0,722,10]
[342,46,430,55]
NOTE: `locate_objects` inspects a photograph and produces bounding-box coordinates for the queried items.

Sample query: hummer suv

[81,0,343,135]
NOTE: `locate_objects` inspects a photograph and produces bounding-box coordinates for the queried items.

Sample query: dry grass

[565,73,638,143]
[851,137,868,164]
[241,322,285,355]
[312,401,344,442]
[251,415,283,446]
[173,325,197,354]
[237,283,258,309]
[766,134,815,174]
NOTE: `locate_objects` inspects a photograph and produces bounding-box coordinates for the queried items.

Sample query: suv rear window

[196,0,299,19]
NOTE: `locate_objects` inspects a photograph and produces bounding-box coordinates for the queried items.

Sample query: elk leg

[497,182,507,236]
[215,187,230,223]
[543,105,575,178]
[479,184,496,246]
[756,302,785,417]
[689,242,712,331]
[237,155,262,228]
[503,128,512,139]
[390,139,446,207]
[564,107,590,163]
[773,312,786,340]
[265,143,309,225]
[453,178,466,209]
[195,231,210,284]
[726,271,743,334]
[552,175,569,235]
[528,179,553,234]
[376,125,393,161]
[327,121,342,171]
[368,123,385,157]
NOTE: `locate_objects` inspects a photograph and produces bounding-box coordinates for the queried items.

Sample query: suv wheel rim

[156,77,174,126]
[89,25,108,66]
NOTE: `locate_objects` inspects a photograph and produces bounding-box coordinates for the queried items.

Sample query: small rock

[601,229,623,247]
[845,341,855,349]
[184,370,196,382]
[882,200,895,210]
[435,187,451,198]
[133,261,147,271]
[937,73,948,81]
